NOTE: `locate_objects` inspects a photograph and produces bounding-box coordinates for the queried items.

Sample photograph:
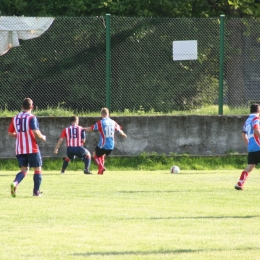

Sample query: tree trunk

[225,19,246,107]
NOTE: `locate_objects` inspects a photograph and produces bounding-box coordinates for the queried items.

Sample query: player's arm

[8,132,16,138]
[116,123,127,138]
[241,132,248,145]
[253,128,260,139]
[252,118,260,139]
[84,125,94,132]
[54,138,64,153]
[81,129,86,144]
[8,119,17,138]
[84,127,93,132]
[33,129,46,142]
[54,129,67,153]
[119,130,127,138]
[30,117,46,141]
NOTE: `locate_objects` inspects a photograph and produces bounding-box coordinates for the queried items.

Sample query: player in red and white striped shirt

[54,116,92,174]
[8,98,46,197]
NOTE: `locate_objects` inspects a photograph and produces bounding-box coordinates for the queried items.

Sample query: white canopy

[0,16,54,55]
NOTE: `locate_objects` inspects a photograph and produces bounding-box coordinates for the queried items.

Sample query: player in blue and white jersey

[85,108,127,174]
[235,103,260,190]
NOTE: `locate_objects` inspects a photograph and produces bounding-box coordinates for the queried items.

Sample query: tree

[1,0,260,18]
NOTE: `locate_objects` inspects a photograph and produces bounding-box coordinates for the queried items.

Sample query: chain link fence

[225,18,260,107]
[110,17,220,112]
[0,17,106,112]
[0,16,259,113]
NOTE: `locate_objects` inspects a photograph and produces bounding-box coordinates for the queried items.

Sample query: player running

[54,116,92,174]
[85,108,127,174]
[235,103,260,190]
[8,98,46,197]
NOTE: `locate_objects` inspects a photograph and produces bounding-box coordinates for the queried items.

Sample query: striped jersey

[60,125,85,147]
[91,118,122,150]
[8,112,39,155]
[242,113,260,152]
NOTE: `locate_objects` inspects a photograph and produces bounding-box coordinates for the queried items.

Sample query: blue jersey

[91,118,122,150]
[242,114,260,152]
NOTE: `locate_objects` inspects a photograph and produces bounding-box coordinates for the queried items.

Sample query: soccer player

[235,103,260,190]
[8,98,46,197]
[54,116,92,174]
[85,108,127,174]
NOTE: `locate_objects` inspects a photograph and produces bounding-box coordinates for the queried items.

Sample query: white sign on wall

[172,40,197,61]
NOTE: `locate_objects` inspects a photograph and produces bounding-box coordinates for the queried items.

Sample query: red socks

[237,171,248,187]
[94,155,103,170]
[94,155,106,174]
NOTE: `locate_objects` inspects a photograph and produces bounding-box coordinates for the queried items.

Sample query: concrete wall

[1,115,247,158]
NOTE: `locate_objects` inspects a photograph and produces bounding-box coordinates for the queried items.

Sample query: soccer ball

[170,165,180,174]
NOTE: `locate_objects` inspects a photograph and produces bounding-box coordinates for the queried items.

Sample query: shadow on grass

[72,247,260,257]
[72,249,205,257]
[147,215,259,219]
[116,190,229,193]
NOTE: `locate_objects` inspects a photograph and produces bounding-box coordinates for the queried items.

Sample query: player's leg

[61,158,70,174]
[100,155,105,167]
[10,155,29,197]
[29,152,43,196]
[76,147,92,174]
[61,148,73,174]
[235,151,259,190]
[33,166,43,196]
[93,147,105,174]
[83,151,92,174]
[235,165,254,190]
[101,150,112,174]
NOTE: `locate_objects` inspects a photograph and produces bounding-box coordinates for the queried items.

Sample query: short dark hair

[22,98,33,110]
[250,103,259,113]
[70,115,78,123]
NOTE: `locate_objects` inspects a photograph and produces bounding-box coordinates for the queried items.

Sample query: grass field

[1,169,260,260]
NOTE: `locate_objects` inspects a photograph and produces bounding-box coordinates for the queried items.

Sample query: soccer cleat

[10,182,17,198]
[84,169,92,174]
[33,191,43,196]
[60,171,65,174]
[234,184,243,190]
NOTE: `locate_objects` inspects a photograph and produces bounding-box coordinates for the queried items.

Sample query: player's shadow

[72,249,206,257]
[117,215,259,221]
[72,247,259,257]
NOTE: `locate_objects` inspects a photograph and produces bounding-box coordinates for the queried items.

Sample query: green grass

[0,105,250,117]
[1,169,260,260]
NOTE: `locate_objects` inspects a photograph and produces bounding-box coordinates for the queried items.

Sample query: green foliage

[0,153,250,171]
[1,0,260,18]
[0,104,250,117]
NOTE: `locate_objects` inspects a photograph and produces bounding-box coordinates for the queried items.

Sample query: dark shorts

[67,146,90,160]
[16,152,42,168]
[248,151,260,165]
[95,146,112,157]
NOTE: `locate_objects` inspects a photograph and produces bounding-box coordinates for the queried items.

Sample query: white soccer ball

[170,165,180,174]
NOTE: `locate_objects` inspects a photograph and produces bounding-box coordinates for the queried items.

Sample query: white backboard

[172,40,197,61]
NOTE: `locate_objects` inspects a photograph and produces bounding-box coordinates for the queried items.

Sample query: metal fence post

[218,14,225,115]
[106,14,111,110]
